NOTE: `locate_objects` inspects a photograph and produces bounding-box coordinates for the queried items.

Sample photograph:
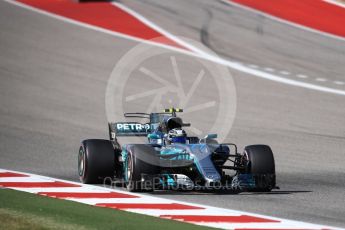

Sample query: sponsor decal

[115,122,151,135]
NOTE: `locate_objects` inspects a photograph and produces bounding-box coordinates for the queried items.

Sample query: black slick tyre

[244,145,276,192]
[78,139,115,184]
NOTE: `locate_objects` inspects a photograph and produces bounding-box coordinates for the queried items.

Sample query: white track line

[0,177,52,182]
[297,74,309,79]
[66,198,168,205]
[316,78,327,82]
[4,0,345,96]
[14,187,106,193]
[323,0,345,9]
[334,81,345,85]
[0,168,339,230]
[264,67,275,72]
[221,0,345,42]
[280,70,291,75]
[248,64,258,68]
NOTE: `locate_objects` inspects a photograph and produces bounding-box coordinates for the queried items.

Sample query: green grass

[0,188,215,230]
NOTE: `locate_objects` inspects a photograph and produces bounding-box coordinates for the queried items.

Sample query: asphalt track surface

[1,0,345,228]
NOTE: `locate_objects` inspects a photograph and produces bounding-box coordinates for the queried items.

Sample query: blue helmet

[167,128,187,144]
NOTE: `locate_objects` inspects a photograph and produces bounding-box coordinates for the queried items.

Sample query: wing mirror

[204,134,217,139]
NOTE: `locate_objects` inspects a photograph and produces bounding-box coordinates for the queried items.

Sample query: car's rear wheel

[125,145,159,192]
[243,145,276,192]
[78,139,115,184]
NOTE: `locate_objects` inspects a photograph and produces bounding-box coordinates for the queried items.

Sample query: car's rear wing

[108,108,185,140]
[108,122,151,140]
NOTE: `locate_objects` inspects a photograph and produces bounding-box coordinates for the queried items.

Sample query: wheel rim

[127,155,132,182]
[242,150,250,173]
[78,148,85,177]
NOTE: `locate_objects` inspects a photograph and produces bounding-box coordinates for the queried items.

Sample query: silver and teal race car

[78,108,277,192]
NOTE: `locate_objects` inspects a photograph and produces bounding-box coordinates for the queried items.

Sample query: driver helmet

[167,128,187,144]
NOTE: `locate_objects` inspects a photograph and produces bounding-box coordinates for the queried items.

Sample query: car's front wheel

[125,145,159,192]
[243,145,276,192]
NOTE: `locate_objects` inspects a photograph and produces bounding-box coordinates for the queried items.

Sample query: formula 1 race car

[78,108,276,192]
